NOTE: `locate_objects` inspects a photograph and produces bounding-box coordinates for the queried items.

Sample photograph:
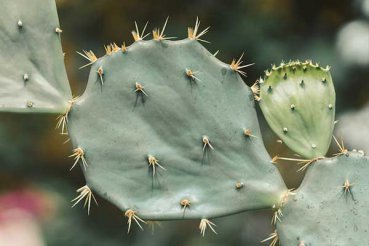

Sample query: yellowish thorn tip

[187,17,210,43]
[230,53,254,77]
[77,50,98,69]
[152,17,175,41]
[261,230,279,246]
[333,136,348,156]
[125,209,146,233]
[243,128,257,138]
[147,154,166,176]
[55,27,63,34]
[185,68,201,81]
[135,82,148,96]
[180,199,191,209]
[71,185,97,215]
[69,147,88,170]
[132,21,149,42]
[202,135,214,151]
[56,97,79,135]
[199,219,217,237]
[251,81,261,101]
[122,42,128,53]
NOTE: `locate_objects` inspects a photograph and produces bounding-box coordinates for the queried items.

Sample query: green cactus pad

[68,39,287,220]
[259,61,335,159]
[0,0,71,113]
[277,151,369,245]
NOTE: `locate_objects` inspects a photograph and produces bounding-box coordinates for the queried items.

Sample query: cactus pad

[258,61,335,159]
[0,0,71,113]
[68,39,287,220]
[277,151,369,245]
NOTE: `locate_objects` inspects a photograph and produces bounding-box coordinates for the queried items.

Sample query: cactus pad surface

[259,61,335,159]
[0,0,71,113]
[277,151,369,245]
[68,39,287,220]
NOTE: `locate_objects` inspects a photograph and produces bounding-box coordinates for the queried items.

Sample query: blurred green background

[0,0,368,245]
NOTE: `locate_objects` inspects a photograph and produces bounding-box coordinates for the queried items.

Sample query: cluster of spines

[270,137,349,174]
[250,60,331,102]
[73,17,252,80]
[63,18,257,235]
[70,127,257,232]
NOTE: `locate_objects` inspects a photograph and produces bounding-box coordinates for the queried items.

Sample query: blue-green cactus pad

[277,151,369,245]
[69,39,287,220]
[0,0,71,113]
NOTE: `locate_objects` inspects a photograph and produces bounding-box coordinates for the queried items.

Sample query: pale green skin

[259,63,335,159]
[277,152,369,245]
[69,39,287,220]
[0,0,71,113]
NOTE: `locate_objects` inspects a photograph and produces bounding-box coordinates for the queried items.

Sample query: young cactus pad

[0,0,71,113]
[68,38,287,220]
[258,61,335,159]
[277,151,369,245]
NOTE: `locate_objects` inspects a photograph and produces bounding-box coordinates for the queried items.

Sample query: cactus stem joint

[333,136,348,156]
[77,50,98,69]
[56,97,79,135]
[97,66,104,85]
[251,81,261,101]
[275,156,325,172]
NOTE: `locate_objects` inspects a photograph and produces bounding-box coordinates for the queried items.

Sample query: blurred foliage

[1,0,368,245]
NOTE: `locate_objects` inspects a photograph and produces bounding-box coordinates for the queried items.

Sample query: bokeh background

[0,0,368,245]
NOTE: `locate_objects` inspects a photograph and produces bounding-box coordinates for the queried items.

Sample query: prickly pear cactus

[258,61,335,159]
[276,151,369,245]
[67,32,287,223]
[0,0,71,113]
